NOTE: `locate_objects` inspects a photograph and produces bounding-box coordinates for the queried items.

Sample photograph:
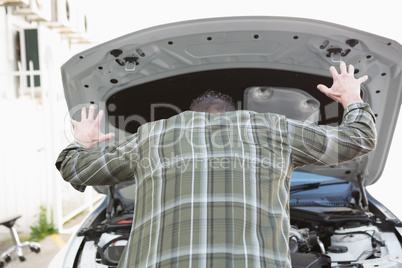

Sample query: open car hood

[61,16,402,189]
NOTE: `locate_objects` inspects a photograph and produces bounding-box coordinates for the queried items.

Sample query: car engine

[74,195,402,268]
[289,224,385,267]
[288,206,402,268]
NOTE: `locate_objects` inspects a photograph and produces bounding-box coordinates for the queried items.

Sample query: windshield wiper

[290,180,349,193]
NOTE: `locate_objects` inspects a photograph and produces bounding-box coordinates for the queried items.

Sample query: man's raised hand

[317,61,368,109]
[70,105,115,149]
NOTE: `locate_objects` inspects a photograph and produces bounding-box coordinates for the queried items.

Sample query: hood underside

[61,16,402,186]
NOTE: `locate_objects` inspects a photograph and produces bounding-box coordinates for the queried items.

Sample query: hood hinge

[357,173,369,212]
[106,186,116,224]
[354,156,371,213]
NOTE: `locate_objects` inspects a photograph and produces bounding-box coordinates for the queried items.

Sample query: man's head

[189,90,237,113]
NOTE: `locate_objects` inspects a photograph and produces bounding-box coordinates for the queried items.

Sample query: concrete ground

[0,233,72,268]
[0,212,87,268]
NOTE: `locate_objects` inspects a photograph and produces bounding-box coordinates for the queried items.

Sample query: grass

[29,205,58,242]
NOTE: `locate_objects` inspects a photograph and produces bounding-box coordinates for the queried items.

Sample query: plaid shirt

[56,103,376,268]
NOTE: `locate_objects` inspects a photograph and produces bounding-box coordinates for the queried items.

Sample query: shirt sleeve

[55,134,139,192]
[287,102,377,167]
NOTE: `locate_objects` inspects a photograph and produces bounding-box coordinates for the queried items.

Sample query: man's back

[122,110,293,267]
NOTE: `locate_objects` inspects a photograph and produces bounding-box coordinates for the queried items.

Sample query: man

[56,62,377,267]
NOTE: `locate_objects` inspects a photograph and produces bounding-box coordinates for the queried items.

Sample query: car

[49,16,402,268]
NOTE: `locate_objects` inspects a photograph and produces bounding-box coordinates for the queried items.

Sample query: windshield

[290,171,352,207]
[291,171,343,186]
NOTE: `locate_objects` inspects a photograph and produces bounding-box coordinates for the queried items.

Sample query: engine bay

[72,191,402,268]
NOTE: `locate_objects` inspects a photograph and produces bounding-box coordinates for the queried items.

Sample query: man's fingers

[80,105,103,122]
[95,110,104,125]
[70,118,77,127]
[81,107,87,121]
[98,133,115,144]
[317,84,329,94]
[339,61,347,74]
[104,133,115,141]
[328,66,339,79]
[348,64,355,75]
[359,75,368,84]
[88,105,96,120]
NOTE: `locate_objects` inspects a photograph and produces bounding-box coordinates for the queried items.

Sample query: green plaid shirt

[56,103,376,268]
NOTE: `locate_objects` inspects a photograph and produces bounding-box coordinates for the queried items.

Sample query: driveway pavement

[0,233,71,268]
[0,212,87,268]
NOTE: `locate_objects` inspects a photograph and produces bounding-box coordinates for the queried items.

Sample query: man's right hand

[317,61,368,109]
[70,105,115,149]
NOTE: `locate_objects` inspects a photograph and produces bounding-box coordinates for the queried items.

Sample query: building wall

[0,2,98,240]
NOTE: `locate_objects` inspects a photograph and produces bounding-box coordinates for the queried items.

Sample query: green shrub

[29,205,58,242]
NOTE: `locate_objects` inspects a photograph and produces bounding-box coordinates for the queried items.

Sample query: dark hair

[189,90,237,113]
